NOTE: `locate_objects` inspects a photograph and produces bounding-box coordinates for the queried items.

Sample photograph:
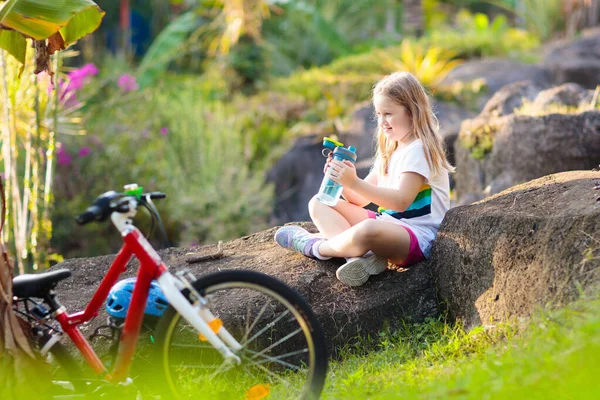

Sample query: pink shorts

[367,210,425,267]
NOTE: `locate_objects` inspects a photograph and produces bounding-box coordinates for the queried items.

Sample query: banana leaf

[0,0,104,62]
[0,29,24,63]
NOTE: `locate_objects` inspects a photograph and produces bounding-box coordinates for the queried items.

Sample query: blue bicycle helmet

[105,278,169,319]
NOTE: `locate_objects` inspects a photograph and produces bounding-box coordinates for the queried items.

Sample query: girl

[275,72,454,287]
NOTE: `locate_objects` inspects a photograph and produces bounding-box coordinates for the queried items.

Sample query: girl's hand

[323,153,332,174]
[329,159,358,188]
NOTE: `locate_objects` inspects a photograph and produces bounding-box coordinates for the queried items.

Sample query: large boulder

[53,222,438,357]
[432,99,478,169]
[429,171,600,329]
[455,82,600,204]
[476,80,550,119]
[441,58,553,112]
[266,132,371,225]
[544,31,600,89]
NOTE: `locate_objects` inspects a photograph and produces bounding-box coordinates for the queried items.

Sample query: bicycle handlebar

[75,189,166,226]
[75,205,103,225]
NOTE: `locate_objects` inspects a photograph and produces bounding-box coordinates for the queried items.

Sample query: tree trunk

[403,0,424,37]
[587,0,600,26]
[120,0,131,57]
[0,179,50,399]
[564,0,600,38]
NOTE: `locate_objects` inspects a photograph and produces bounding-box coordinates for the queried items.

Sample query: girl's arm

[331,159,424,211]
[350,172,424,211]
[340,170,377,207]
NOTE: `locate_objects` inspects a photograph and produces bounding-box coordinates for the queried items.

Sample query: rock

[52,222,439,357]
[430,171,600,329]
[266,136,326,224]
[266,132,372,225]
[528,83,595,111]
[441,58,552,111]
[455,82,600,204]
[432,99,478,169]
[544,32,600,89]
[478,81,548,118]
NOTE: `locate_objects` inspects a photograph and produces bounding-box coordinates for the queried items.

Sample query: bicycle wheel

[153,270,328,400]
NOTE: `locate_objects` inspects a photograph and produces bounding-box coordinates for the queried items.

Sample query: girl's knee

[352,219,382,246]
[308,195,328,217]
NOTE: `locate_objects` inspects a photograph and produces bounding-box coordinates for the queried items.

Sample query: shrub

[154,94,273,245]
[427,10,540,59]
[51,72,274,257]
[271,39,474,124]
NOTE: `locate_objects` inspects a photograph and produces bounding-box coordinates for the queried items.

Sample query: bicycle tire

[153,270,328,400]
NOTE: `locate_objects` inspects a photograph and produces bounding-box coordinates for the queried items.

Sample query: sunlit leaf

[0,0,104,41]
[0,29,25,63]
[59,5,104,47]
[474,13,489,31]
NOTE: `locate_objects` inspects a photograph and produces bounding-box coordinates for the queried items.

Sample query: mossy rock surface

[431,171,600,329]
[455,82,600,204]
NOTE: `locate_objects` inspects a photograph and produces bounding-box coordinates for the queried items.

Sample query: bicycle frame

[53,199,242,384]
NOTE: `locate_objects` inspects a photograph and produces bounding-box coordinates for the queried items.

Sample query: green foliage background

[44,0,551,259]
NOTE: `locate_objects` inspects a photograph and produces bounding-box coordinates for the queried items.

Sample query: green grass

[310,294,600,400]
[4,293,600,400]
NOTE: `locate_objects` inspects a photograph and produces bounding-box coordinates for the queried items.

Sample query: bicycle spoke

[244,348,308,370]
[250,327,303,360]
[242,309,291,346]
[174,364,225,369]
[252,362,302,395]
[209,359,235,380]
[169,342,213,349]
[241,298,272,345]
[244,304,252,344]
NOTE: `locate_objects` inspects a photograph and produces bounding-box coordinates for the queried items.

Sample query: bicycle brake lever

[113,198,132,213]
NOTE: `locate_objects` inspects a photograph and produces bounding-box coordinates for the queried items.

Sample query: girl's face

[374,94,413,144]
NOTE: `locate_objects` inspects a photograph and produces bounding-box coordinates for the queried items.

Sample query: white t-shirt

[373,139,450,258]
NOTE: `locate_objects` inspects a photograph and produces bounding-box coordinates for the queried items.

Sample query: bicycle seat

[12,269,72,299]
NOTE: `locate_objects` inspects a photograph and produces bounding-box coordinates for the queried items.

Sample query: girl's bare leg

[317,219,412,265]
[308,195,370,239]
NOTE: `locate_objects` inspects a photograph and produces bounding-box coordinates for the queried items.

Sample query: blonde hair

[372,72,455,176]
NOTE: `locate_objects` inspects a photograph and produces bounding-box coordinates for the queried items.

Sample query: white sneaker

[336,254,388,287]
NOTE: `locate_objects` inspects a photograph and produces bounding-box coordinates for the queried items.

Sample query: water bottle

[316,138,357,206]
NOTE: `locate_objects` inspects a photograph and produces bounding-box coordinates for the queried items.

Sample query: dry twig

[185,241,225,264]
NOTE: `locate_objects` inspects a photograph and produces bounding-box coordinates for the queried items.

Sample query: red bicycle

[12,184,327,399]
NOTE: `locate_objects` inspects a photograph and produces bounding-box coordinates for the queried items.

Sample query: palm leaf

[137,11,199,87]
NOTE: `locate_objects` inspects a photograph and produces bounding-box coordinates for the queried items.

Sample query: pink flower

[78,147,91,157]
[117,74,139,93]
[56,146,72,166]
[79,63,99,77]
[66,63,99,92]
[160,127,169,136]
